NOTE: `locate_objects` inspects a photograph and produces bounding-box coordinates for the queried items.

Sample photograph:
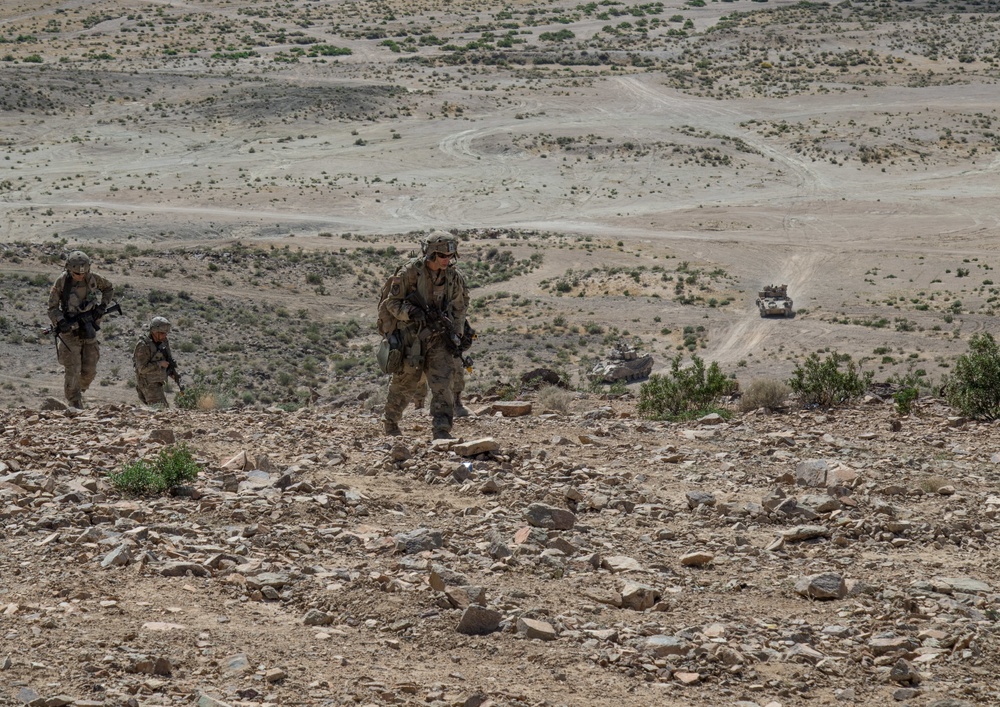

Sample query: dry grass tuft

[739,378,791,413]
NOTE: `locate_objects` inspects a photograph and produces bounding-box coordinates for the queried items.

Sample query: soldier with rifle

[46,250,115,409]
[377,232,469,440]
[133,316,183,407]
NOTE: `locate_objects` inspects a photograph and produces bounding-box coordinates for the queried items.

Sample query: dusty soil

[1,0,999,705]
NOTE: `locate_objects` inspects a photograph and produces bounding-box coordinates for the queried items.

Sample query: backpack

[376,267,403,336]
[376,268,405,374]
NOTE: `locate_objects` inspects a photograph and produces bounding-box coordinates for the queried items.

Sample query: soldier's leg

[138,382,168,407]
[412,375,428,410]
[452,361,469,418]
[57,336,84,405]
[426,346,456,438]
[80,341,100,393]
[382,362,423,433]
[136,385,149,405]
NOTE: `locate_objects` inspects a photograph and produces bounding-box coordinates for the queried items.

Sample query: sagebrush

[637,354,736,421]
[943,332,1000,420]
[108,445,200,496]
[787,352,872,407]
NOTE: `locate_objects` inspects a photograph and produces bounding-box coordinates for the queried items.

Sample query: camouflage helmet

[66,250,91,274]
[149,316,171,334]
[421,231,458,259]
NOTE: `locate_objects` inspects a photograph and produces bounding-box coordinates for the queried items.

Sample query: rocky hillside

[0,391,997,707]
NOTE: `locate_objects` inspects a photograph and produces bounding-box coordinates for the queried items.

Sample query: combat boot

[69,396,85,410]
[383,419,402,436]
[453,393,469,418]
[432,428,453,441]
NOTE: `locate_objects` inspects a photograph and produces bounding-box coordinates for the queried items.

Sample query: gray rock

[933,576,991,594]
[198,693,234,707]
[456,605,501,635]
[517,617,557,640]
[303,609,332,626]
[246,572,291,589]
[868,635,920,656]
[889,657,921,685]
[799,493,842,513]
[445,585,486,609]
[430,563,471,587]
[160,562,209,577]
[680,551,714,567]
[224,653,251,674]
[524,502,575,530]
[394,528,443,553]
[641,635,689,657]
[782,525,830,542]
[100,543,133,568]
[762,487,786,511]
[794,572,847,600]
[686,490,716,509]
[621,581,658,611]
[796,459,830,487]
[602,555,643,573]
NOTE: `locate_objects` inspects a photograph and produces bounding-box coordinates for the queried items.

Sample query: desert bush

[942,332,1000,419]
[787,352,872,407]
[638,353,735,421]
[738,378,790,412]
[108,445,199,496]
[536,384,573,413]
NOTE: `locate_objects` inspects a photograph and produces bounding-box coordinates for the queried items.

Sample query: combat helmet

[149,316,171,334]
[422,231,459,260]
[66,251,91,274]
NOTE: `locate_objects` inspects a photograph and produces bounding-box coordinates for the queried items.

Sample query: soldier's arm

[449,271,469,334]
[95,274,114,306]
[384,266,422,321]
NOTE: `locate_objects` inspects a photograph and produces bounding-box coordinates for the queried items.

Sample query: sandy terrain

[1,0,999,705]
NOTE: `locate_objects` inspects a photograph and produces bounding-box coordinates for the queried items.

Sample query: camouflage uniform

[133,317,176,406]
[46,251,114,408]
[380,233,469,439]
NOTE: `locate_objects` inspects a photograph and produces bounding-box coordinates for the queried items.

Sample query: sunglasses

[431,252,454,260]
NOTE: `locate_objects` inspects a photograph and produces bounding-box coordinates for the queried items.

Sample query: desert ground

[1,0,999,705]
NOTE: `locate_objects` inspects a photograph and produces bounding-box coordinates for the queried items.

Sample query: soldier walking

[378,232,469,439]
[46,250,114,409]
[133,316,181,407]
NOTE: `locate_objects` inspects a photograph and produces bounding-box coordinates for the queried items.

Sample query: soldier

[46,250,114,409]
[379,231,469,439]
[133,316,180,407]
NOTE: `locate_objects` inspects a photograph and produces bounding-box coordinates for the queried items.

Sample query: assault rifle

[405,293,473,371]
[161,344,185,392]
[43,300,124,345]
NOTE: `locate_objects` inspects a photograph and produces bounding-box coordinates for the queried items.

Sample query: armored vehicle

[588,340,653,384]
[756,284,793,318]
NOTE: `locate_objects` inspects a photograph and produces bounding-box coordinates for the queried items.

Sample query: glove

[57,319,73,333]
[94,304,106,318]
[409,308,426,324]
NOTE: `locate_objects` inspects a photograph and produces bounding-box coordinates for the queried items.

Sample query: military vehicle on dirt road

[588,340,654,384]
[756,284,793,318]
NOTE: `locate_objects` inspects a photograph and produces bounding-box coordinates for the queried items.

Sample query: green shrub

[108,445,199,496]
[738,378,790,412]
[889,370,924,416]
[638,353,735,421]
[787,352,873,407]
[943,332,1000,419]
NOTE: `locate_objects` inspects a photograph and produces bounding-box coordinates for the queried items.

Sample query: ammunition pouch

[376,331,404,375]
